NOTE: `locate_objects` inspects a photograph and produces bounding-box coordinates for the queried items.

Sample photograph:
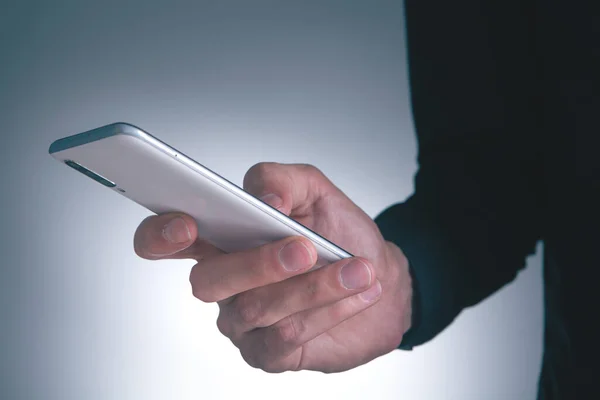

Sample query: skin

[133,162,413,373]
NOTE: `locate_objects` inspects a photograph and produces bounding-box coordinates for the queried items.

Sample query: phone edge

[49,122,354,260]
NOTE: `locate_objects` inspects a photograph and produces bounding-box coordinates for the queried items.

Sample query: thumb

[243,162,331,216]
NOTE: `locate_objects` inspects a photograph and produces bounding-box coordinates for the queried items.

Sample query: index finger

[189,236,317,303]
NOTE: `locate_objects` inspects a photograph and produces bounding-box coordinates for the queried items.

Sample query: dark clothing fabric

[374,1,599,398]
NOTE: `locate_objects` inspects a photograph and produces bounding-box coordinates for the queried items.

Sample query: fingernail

[359,280,382,303]
[162,217,192,244]
[260,193,283,210]
[279,240,313,271]
[340,260,371,290]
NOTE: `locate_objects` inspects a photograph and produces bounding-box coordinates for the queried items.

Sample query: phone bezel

[49,122,353,260]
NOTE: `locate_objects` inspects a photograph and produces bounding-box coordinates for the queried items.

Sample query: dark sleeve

[376,0,544,349]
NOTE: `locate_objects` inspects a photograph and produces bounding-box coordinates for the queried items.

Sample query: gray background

[0,1,543,399]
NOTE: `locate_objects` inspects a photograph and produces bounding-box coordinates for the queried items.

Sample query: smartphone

[49,122,352,269]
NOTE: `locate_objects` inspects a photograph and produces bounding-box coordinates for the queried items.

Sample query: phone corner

[48,140,59,155]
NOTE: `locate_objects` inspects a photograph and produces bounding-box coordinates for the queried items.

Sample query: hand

[134,162,413,373]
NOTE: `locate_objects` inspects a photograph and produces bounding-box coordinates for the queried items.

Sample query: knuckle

[244,162,277,187]
[253,161,277,175]
[240,334,290,373]
[233,293,263,326]
[240,348,261,369]
[298,163,322,177]
[270,317,303,349]
[244,348,284,373]
[276,322,297,345]
[216,313,232,337]
[259,358,286,373]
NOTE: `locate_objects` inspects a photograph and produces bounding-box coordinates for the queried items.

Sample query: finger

[218,257,374,338]
[238,279,383,372]
[134,213,221,260]
[243,162,335,217]
[189,236,317,303]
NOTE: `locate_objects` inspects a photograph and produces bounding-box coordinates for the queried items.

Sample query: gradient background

[0,1,544,399]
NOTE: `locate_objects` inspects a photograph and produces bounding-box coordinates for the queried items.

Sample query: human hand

[134,162,413,373]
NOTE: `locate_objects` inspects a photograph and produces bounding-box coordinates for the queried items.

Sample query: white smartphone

[49,122,352,269]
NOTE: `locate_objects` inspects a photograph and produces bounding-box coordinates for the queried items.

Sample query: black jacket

[374,1,599,398]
